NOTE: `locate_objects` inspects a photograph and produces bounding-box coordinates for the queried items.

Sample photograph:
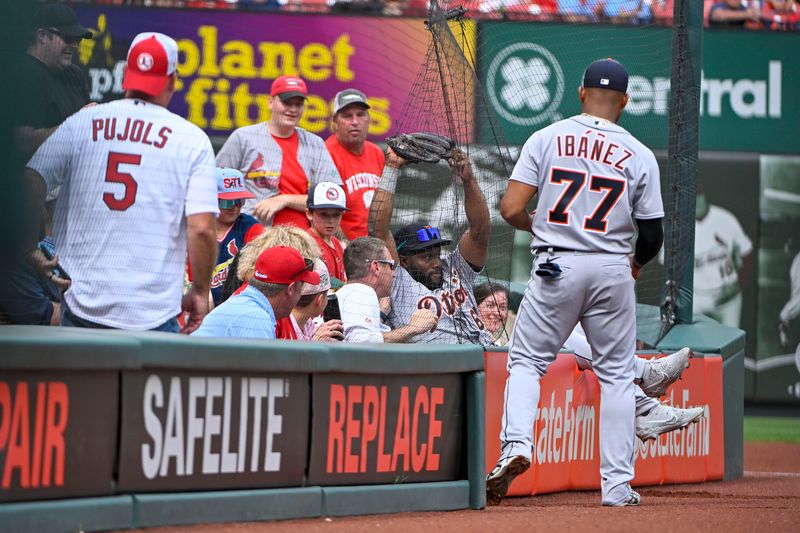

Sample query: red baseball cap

[252,246,320,285]
[122,32,178,97]
[270,75,308,101]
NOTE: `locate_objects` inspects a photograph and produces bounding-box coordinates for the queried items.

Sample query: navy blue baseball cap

[394,223,452,256]
[582,58,628,93]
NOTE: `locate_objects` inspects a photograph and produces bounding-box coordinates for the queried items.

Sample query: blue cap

[582,59,629,93]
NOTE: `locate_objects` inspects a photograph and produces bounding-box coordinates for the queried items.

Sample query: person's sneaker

[605,489,641,507]
[636,403,705,441]
[638,347,692,397]
[486,455,531,505]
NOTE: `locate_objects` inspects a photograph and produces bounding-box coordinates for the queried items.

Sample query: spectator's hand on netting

[447,148,475,185]
[386,132,454,165]
[313,319,344,342]
[409,307,439,335]
[385,146,408,169]
[27,248,71,291]
[253,195,287,224]
[181,286,209,334]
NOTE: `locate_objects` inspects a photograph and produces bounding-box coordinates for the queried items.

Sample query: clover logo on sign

[487,43,564,127]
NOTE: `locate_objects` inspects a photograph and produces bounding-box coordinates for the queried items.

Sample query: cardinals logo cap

[307,182,349,211]
[253,246,321,285]
[122,32,178,97]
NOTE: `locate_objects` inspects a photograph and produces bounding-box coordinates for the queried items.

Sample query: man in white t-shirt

[337,236,437,343]
[24,32,218,333]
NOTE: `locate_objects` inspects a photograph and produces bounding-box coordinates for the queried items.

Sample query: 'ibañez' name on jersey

[92,118,172,148]
[556,132,633,172]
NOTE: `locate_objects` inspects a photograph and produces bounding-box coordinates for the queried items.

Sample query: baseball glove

[386,132,456,164]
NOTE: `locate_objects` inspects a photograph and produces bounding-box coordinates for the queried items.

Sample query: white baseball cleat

[636,403,705,441]
[604,489,642,507]
[638,347,692,398]
[486,455,531,506]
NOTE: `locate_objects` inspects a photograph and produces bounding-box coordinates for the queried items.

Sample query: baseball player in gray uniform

[487,59,665,507]
[369,148,493,345]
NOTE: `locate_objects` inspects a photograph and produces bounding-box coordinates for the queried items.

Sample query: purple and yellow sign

[73,6,474,142]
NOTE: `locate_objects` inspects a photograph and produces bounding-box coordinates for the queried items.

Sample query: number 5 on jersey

[104,152,141,211]
[547,167,626,233]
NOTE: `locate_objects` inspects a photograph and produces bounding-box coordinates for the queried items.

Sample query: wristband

[377,166,399,194]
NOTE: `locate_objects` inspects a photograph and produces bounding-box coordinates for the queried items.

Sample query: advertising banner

[484,352,724,496]
[0,371,118,502]
[478,23,797,154]
[72,6,475,142]
[118,370,309,491]
[308,374,463,485]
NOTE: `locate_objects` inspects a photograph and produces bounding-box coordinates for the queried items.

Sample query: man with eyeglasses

[337,237,438,343]
[16,3,93,159]
[369,149,493,345]
[194,246,319,339]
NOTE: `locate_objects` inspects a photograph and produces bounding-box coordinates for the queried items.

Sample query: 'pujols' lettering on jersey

[92,118,172,148]
[556,132,633,172]
[326,384,444,474]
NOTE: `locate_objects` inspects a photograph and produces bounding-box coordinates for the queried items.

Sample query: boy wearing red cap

[216,75,341,229]
[194,246,319,338]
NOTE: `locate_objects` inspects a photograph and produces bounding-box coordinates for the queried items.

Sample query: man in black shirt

[16,3,93,159]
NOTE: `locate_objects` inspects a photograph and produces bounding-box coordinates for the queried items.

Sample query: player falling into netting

[487,59,668,507]
[369,145,494,345]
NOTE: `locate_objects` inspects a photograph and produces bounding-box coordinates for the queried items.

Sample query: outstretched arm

[500,180,538,232]
[368,148,406,263]
[452,149,490,268]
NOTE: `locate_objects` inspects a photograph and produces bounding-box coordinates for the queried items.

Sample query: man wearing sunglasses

[16,3,93,159]
[337,237,438,343]
[369,148,493,345]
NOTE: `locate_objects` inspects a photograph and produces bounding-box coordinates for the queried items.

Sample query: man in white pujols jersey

[487,59,665,507]
[25,32,218,333]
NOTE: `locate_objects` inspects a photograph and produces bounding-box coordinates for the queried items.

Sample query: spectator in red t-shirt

[325,88,385,242]
[216,75,341,229]
[305,182,349,282]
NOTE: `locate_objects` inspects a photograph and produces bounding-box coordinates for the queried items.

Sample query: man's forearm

[368,166,399,235]
[463,178,490,245]
[186,213,217,294]
[383,325,421,343]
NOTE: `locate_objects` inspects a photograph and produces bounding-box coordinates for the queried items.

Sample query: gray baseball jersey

[215,124,341,216]
[388,247,493,345]
[498,113,663,505]
[511,114,663,253]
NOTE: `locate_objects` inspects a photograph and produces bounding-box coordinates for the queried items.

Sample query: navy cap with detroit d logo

[582,58,629,93]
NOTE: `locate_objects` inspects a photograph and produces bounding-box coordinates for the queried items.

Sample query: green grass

[744,417,800,443]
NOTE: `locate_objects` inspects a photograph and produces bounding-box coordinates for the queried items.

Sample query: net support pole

[663,0,703,328]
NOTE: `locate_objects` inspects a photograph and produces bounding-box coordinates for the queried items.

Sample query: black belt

[533,247,574,253]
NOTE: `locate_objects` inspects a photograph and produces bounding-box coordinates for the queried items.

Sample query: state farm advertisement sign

[118,371,309,491]
[0,371,118,502]
[308,374,463,485]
